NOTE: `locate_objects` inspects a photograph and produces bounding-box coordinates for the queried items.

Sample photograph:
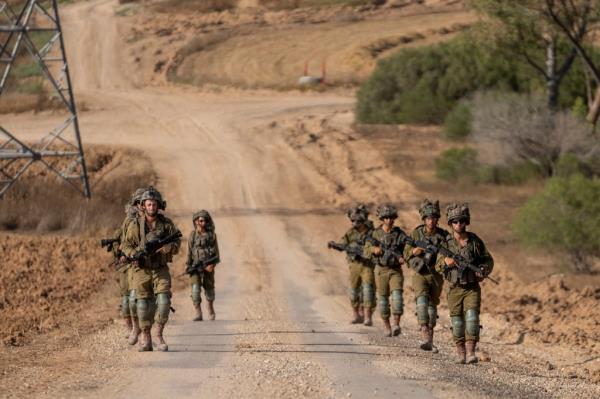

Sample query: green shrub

[444,102,472,140]
[435,147,480,182]
[12,63,42,79]
[513,174,600,271]
[477,162,542,185]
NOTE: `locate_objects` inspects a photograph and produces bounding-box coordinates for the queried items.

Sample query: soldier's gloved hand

[398,256,405,265]
[159,243,173,254]
[412,247,424,256]
[327,241,334,249]
[205,264,215,273]
[372,246,382,255]
[444,257,456,267]
[119,255,126,264]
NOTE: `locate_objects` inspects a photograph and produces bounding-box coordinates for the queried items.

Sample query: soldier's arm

[403,229,419,260]
[340,229,351,246]
[167,221,181,256]
[476,237,494,276]
[213,234,221,265]
[186,230,194,266]
[121,221,141,258]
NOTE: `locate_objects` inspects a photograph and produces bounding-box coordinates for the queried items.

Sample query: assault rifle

[130,231,183,262]
[100,238,120,252]
[179,254,220,277]
[364,235,406,265]
[327,241,368,262]
[398,235,440,287]
[432,243,499,285]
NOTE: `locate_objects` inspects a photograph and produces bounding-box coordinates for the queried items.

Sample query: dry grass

[0,92,64,114]
[0,145,156,235]
[258,0,374,10]
[152,0,237,13]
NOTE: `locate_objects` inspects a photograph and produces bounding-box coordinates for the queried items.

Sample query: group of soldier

[328,200,494,365]
[106,187,220,352]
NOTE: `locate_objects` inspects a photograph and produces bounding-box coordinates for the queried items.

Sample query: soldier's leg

[203,270,216,320]
[464,285,482,364]
[190,273,202,321]
[428,273,444,353]
[119,269,132,336]
[154,266,172,352]
[448,286,466,364]
[133,266,154,352]
[348,264,363,323]
[412,273,431,348]
[128,267,138,328]
[361,266,376,326]
[390,270,404,336]
[376,267,392,337]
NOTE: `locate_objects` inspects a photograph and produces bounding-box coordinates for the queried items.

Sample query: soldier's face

[425,216,438,230]
[195,218,206,230]
[382,216,395,228]
[451,219,467,233]
[144,200,158,216]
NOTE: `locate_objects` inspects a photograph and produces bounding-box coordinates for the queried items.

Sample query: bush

[513,174,600,272]
[435,147,480,182]
[477,162,543,185]
[444,102,472,140]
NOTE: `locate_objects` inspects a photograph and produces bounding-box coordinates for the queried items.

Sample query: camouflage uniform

[403,199,448,351]
[436,203,494,364]
[186,210,220,321]
[340,220,375,313]
[363,204,406,336]
[122,187,180,352]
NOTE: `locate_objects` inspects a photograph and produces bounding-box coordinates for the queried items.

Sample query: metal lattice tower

[0,0,90,198]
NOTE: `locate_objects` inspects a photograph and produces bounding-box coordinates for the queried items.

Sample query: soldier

[436,203,494,364]
[364,204,407,337]
[328,204,375,326]
[403,199,448,352]
[122,187,181,352]
[185,210,220,321]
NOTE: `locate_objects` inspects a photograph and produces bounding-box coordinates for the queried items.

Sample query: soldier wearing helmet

[403,199,449,353]
[185,210,220,321]
[122,186,181,352]
[328,204,375,326]
[435,203,494,364]
[363,203,407,337]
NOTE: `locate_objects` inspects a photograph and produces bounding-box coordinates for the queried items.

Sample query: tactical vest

[136,215,172,269]
[408,225,447,275]
[444,233,483,286]
[373,226,405,269]
[190,229,218,264]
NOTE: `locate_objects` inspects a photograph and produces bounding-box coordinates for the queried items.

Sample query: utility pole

[0,0,91,198]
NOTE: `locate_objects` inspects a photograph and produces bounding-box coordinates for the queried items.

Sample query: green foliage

[16,79,44,95]
[513,174,600,268]
[435,147,480,182]
[571,96,588,120]
[477,162,543,185]
[12,63,42,79]
[443,102,472,140]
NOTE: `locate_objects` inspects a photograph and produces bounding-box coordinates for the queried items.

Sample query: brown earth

[1,0,599,398]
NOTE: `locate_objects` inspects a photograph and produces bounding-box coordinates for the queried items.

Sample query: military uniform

[122,187,180,352]
[186,210,220,321]
[436,203,494,364]
[340,220,375,314]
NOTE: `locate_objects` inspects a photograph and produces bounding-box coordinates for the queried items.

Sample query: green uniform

[340,221,375,310]
[364,226,406,318]
[403,225,448,329]
[186,229,220,304]
[122,214,180,329]
[436,232,493,343]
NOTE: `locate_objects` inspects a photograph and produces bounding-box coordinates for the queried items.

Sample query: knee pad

[415,295,429,324]
[391,289,403,315]
[128,290,137,318]
[205,288,215,302]
[136,298,152,323]
[427,305,438,329]
[191,283,201,305]
[378,296,390,317]
[120,295,130,317]
[451,315,465,340]
[465,309,480,338]
[156,293,171,325]
[348,287,361,306]
[361,283,375,307]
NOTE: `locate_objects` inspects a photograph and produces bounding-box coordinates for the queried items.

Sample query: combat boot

[124,316,133,338]
[430,327,439,353]
[207,300,216,321]
[419,325,432,351]
[455,342,466,364]
[128,317,141,346]
[392,314,401,336]
[382,317,392,337]
[155,323,168,352]
[193,304,203,322]
[138,328,153,352]
[350,306,363,324]
[465,340,478,364]
[363,307,373,326]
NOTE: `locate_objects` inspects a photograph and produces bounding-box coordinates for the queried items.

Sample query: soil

[0,0,599,398]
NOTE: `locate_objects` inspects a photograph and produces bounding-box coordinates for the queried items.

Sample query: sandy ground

[1,0,599,398]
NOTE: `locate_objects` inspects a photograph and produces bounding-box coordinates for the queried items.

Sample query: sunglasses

[452,219,467,225]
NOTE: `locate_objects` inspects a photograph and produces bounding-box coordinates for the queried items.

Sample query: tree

[470,0,594,110]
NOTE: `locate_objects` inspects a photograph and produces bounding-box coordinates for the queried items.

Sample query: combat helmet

[418,199,441,220]
[346,203,369,224]
[130,187,146,206]
[140,186,166,210]
[193,209,215,231]
[446,203,470,225]
[376,203,398,220]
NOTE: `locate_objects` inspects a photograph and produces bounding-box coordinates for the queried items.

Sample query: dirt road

[2,1,599,398]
